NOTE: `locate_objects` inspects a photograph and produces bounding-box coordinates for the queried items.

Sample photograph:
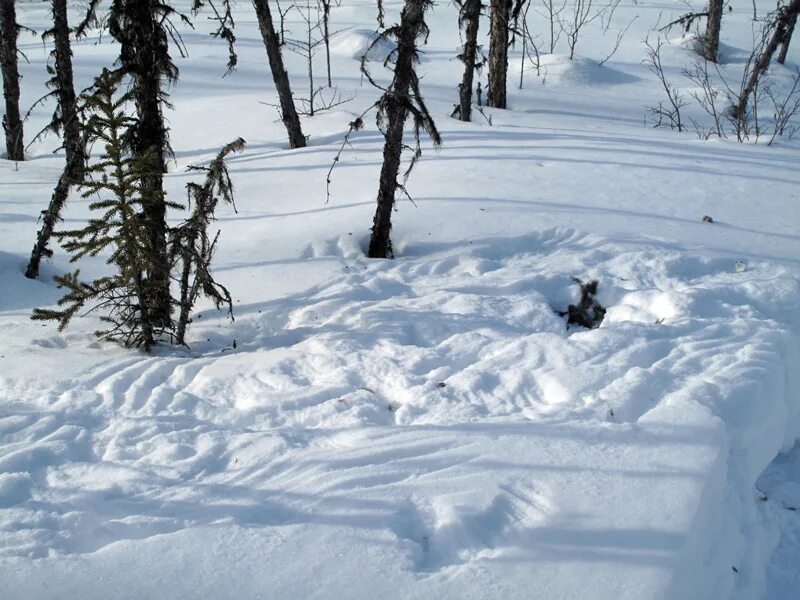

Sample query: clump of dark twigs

[558,278,606,329]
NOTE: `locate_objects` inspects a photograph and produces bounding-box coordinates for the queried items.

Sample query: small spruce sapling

[32,70,176,349]
[32,71,243,351]
[171,137,246,346]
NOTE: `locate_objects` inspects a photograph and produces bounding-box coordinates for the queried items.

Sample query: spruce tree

[43,0,236,293]
[105,0,180,328]
[171,138,245,346]
[33,71,242,350]
[0,0,24,160]
[32,70,170,349]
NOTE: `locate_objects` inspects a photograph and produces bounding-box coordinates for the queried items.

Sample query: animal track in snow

[391,480,551,573]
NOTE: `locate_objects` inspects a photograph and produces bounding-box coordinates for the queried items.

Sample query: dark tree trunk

[487,0,508,109]
[253,0,306,148]
[777,9,797,64]
[322,0,332,87]
[703,0,723,62]
[0,0,24,161]
[368,0,429,259]
[377,0,385,28]
[736,0,800,122]
[456,0,481,121]
[26,0,85,279]
[51,0,82,171]
[109,0,172,327]
[26,172,70,279]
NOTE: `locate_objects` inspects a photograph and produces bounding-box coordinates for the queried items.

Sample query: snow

[759,442,800,598]
[1,0,799,598]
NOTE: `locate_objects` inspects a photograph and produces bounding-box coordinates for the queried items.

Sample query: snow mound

[534,55,639,86]
[329,28,395,62]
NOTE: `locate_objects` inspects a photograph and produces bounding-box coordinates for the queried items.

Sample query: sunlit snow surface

[1,1,799,598]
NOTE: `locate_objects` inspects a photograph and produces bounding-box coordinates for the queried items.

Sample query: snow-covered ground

[1,1,799,598]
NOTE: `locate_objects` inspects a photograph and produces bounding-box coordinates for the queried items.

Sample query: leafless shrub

[285,0,352,117]
[519,1,543,87]
[297,87,355,116]
[734,0,799,125]
[682,60,726,138]
[599,15,637,65]
[600,0,622,32]
[562,0,604,59]
[557,0,630,60]
[541,0,568,53]
[274,0,296,46]
[766,69,800,144]
[646,19,800,144]
[644,36,687,131]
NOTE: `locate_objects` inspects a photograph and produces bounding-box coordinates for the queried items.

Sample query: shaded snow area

[1,1,799,599]
[759,443,800,599]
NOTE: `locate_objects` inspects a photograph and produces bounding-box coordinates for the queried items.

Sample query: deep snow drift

[1,1,799,599]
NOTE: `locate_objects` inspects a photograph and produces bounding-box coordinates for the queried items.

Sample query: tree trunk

[253,0,306,148]
[52,0,82,172]
[777,9,797,64]
[26,172,70,280]
[0,0,24,161]
[131,4,171,328]
[736,0,800,122]
[368,0,429,259]
[456,0,481,121]
[703,0,723,62]
[26,0,85,279]
[110,0,172,328]
[487,0,508,109]
[322,0,332,87]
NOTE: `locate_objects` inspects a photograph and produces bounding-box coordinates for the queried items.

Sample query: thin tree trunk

[487,0,508,109]
[26,170,71,279]
[777,9,797,64]
[175,244,193,346]
[736,0,800,121]
[0,0,24,161]
[322,0,332,87]
[703,0,723,62]
[456,0,481,121]
[368,0,428,259]
[305,0,314,115]
[253,0,307,148]
[26,0,85,279]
